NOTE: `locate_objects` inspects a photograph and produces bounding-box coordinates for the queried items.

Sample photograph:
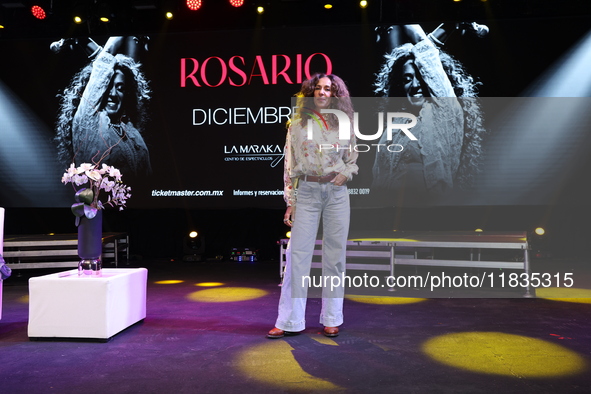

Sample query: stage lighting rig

[229,0,244,7]
[183,230,205,262]
[96,2,112,23]
[69,2,88,25]
[531,227,550,258]
[30,4,46,19]
[186,0,202,11]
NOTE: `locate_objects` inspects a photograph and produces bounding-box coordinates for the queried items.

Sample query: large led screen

[1,17,590,209]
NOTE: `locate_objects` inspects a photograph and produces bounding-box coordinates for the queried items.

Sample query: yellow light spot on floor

[154,280,184,285]
[536,287,591,304]
[195,282,225,287]
[18,295,29,304]
[346,295,427,305]
[187,287,267,302]
[237,341,342,390]
[311,335,339,346]
[422,332,587,378]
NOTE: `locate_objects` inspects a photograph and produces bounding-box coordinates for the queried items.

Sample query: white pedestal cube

[28,268,147,340]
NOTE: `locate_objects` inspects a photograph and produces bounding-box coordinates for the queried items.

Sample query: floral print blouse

[283,117,359,206]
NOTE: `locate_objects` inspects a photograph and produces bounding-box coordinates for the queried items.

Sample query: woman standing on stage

[268,73,358,338]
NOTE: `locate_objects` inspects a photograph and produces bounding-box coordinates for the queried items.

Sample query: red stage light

[186,0,202,11]
[229,0,244,7]
[31,5,46,20]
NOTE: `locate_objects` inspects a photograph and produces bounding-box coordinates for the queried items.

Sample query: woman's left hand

[332,174,348,186]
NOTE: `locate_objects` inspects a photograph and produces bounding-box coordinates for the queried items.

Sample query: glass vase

[77,209,103,276]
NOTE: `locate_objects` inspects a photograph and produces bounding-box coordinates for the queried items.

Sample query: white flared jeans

[275,180,350,332]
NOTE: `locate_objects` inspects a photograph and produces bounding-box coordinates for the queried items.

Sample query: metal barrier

[3,233,129,269]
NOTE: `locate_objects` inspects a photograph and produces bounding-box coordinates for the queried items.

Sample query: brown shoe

[267,327,301,338]
[267,327,285,338]
[323,326,339,337]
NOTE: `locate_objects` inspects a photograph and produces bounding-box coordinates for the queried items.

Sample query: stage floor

[0,258,590,393]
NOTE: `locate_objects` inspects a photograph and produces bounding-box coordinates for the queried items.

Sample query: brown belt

[302,174,336,183]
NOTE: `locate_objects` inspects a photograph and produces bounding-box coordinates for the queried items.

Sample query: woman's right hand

[283,206,293,227]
